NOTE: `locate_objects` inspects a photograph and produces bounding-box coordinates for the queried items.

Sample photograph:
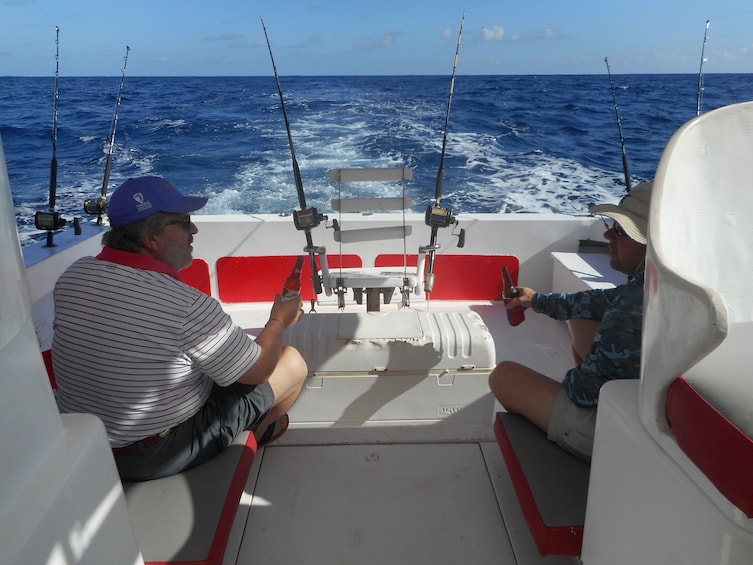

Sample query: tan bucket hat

[589,181,652,244]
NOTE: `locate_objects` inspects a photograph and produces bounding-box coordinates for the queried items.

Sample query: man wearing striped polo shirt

[53,176,307,481]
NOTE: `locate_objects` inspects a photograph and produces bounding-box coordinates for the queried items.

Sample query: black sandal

[257,413,290,447]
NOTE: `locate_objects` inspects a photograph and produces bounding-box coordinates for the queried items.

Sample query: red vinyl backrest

[375,254,520,300]
[216,255,362,303]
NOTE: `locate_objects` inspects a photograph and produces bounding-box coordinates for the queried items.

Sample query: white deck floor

[218,302,580,565]
[228,440,579,565]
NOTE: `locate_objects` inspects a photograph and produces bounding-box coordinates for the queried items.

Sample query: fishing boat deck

[17,209,618,564]
[213,298,581,564]
[112,215,618,564]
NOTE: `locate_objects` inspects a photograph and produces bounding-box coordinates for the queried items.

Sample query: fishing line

[49,26,60,214]
[604,57,632,192]
[696,20,711,116]
[261,17,324,296]
[98,45,130,225]
[424,11,465,295]
[434,11,464,208]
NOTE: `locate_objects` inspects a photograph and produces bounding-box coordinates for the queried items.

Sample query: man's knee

[489,361,523,400]
[489,361,561,420]
[282,346,307,381]
[489,360,522,383]
[270,346,308,399]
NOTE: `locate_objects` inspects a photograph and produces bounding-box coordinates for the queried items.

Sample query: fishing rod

[96,45,130,225]
[423,12,465,294]
[47,26,62,244]
[696,19,711,116]
[34,25,66,246]
[260,17,324,295]
[604,57,632,192]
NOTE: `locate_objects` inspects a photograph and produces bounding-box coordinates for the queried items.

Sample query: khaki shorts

[547,387,597,462]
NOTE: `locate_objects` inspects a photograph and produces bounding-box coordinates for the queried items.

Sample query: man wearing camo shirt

[489,182,652,462]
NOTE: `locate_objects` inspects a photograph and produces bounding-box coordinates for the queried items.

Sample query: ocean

[2,74,752,247]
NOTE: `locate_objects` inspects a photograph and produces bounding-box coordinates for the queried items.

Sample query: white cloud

[482,25,505,41]
[204,31,244,42]
[358,33,397,48]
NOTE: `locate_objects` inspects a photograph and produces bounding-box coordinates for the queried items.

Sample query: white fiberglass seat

[319,167,426,310]
[641,102,753,432]
[582,101,753,563]
[640,100,753,518]
[0,136,140,564]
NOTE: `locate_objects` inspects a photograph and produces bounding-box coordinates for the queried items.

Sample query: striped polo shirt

[52,248,261,447]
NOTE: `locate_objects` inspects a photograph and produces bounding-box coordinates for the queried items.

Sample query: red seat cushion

[42,349,56,389]
[216,255,362,303]
[666,376,753,517]
[180,259,212,295]
[374,254,520,300]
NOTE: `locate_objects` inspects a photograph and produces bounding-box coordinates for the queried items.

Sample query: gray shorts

[547,387,597,462]
[114,381,275,481]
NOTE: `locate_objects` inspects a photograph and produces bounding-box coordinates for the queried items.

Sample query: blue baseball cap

[107,176,208,228]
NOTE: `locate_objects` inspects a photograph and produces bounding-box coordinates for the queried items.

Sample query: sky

[1,0,752,76]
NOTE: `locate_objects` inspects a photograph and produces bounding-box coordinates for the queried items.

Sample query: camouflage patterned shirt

[531,271,645,407]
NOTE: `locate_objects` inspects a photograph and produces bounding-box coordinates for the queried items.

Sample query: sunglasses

[165,215,193,230]
[601,217,628,238]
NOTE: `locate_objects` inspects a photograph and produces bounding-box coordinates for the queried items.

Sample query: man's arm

[236,294,303,385]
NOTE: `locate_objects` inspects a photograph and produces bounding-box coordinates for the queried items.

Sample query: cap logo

[132,192,153,213]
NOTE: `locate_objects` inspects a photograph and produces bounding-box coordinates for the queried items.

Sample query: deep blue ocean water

[2,74,752,246]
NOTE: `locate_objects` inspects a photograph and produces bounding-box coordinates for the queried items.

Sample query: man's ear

[141,232,161,254]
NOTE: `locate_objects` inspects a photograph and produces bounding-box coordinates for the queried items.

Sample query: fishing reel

[425,204,465,248]
[425,204,456,229]
[293,207,326,231]
[83,196,107,216]
[34,211,66,231]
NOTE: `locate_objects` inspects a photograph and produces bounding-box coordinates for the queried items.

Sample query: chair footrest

[323,268,418,290]
[494,412,589,556]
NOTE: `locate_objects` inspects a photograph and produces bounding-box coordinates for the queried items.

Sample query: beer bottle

[502,266,525,326]
[281,256,305,301]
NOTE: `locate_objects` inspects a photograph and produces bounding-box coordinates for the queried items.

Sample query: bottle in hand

[282,256,305,301]
[501,266,525,326]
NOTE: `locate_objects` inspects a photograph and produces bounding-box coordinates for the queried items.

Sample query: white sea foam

[9,74,752,247]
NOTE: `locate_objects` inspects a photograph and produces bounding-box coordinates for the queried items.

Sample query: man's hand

[506,286,535,310]
[267,293,304,330]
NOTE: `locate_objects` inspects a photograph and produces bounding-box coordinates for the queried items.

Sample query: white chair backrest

[640,101,753,438]
[320,167,424,308]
